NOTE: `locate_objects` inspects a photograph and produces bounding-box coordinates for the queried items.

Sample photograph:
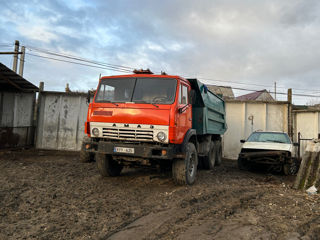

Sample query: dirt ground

[0,149,319,240]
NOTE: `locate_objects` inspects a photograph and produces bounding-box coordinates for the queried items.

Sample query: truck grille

[102,128,154,141]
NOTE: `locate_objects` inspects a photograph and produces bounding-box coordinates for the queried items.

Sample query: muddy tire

[79,136,94,163]
[283,159,298,175]
[238,157,249,171]
[203,141,216,170]
[172,142,198,185]
[215,141,222,166]
[96,153,123,177]
[79,148,91,163]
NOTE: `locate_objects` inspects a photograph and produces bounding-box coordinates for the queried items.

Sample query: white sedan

[238,131,299,175]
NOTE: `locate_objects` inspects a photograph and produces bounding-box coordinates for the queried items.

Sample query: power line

[26,53,133,73]
[229,86,320,98]
[26,45,135,72]
[195,76,320,94]
[20,44,320,95]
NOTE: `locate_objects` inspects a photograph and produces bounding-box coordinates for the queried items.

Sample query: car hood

[242,142,292,152]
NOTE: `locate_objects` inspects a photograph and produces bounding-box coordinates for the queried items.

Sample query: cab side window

[179,84,188,104]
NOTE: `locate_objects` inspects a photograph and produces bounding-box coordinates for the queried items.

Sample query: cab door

[176,82,192,143]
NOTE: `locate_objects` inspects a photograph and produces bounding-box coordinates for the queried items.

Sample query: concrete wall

[0,91,35,148]
[223,100,289,159]
[36,92,88,151]
[293,111,320,156]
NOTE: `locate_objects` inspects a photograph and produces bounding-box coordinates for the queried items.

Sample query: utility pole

[287,88,293,139]
[274,82,277,100]
[19,46,25,77]
[12,40,20,73]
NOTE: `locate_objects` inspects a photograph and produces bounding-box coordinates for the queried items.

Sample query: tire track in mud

[106,186,266,240]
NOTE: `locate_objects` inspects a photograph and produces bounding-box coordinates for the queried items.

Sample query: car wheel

[283,159,298,175]
[238,157,249,171]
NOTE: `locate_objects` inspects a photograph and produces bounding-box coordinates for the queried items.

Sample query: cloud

[0,0,320,104]
[18,25,59,43]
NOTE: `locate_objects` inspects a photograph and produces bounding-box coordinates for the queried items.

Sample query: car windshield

[95,77,177,104]
[247,132,291,144]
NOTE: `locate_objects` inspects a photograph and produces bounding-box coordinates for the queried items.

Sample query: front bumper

[239,150,290,164]
[83,140,183,160]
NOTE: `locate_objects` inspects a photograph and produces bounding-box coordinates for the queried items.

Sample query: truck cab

[81,70,226,185]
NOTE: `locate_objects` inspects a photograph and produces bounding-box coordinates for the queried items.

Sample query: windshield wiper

[104,100,119,106]
[134,100,159,108]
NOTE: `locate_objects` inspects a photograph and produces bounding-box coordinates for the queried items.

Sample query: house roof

[0,62,38,92]
[207,85,234,99]
[236,89,270,101]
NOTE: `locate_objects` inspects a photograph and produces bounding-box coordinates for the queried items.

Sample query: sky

[1,0,320,104]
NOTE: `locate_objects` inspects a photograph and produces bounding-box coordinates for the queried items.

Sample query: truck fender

[181,129,197,152]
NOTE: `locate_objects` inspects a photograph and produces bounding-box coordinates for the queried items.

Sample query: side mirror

[87,90,91,104]
[240,139,246,143]
[293,142,299,147]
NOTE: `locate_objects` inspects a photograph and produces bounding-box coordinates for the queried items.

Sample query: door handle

[189,118,192,121]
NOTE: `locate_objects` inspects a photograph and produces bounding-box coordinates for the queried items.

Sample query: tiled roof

[207,85,234,99]
[236,90,266,100]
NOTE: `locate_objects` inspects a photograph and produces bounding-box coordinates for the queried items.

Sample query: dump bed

[188,79,227,135]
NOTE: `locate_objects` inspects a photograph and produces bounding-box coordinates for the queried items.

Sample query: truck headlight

[92,128,100,137]
[157,132,166,142]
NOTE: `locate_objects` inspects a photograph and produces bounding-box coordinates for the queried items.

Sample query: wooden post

[19,46,25,77]
[34,82,44,147]
[12,40,19,72]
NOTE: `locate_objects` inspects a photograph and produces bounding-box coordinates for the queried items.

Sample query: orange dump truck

[81,70,227,185]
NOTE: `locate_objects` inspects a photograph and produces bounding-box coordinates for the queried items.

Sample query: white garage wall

[293,111,320,156]
[223,100,289,159]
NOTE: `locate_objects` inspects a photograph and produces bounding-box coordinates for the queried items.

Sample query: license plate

[114,147,135,154]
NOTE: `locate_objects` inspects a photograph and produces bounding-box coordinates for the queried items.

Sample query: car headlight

[92,128,100,137]
[157,131,166,142]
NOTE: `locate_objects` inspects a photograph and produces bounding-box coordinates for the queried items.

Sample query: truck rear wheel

[203,141,216,170]
[215,140,222,166]
[96,153,123,177]
[172,142,198,185]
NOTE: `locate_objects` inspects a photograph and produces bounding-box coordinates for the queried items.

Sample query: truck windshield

[95,77,177,104]
[247,132,291,144]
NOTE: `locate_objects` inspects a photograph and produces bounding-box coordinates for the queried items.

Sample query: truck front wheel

[80,136,94,163]
[96,153,123,177]
[172,142,198,185]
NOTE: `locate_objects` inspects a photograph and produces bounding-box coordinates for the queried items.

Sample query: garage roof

[0,62,38,92]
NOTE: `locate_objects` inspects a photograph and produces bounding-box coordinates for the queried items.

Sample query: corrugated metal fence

[0,91,35,148]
